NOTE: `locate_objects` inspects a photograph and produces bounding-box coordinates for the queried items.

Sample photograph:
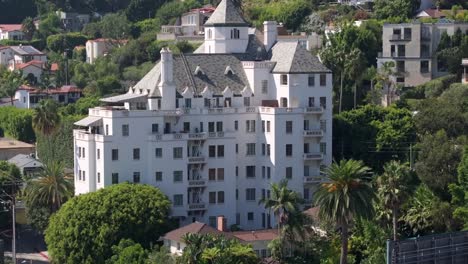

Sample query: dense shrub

[47,33,88,53]
[0,107,35,142]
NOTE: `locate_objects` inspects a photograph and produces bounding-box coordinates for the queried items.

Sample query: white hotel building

[73,0,333,230]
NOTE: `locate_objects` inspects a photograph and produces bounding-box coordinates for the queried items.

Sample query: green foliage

[22,17,36,41]
[415,130,465,200]
[147,245,176,264]
[155,1,201,26]
[125,0,166,22]
[45,183,172,264]
[37,12,62,39]
[72,57,121,95]
[333,105,416,172]
[247,0,311,31]
[106,239,148,264]
[350,218,389,264]
[46,33,88,53]
[0,69,24,105]
[181,233,259,264]
[0,107,35,142]
[83,13,132,39]
[123,62,155,81]
[25,204,51,234]
[373,0,420,21]
[61,96,101,116]
[449,146,468,229]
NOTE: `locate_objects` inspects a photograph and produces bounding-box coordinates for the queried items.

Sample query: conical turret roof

[204,0,248,27]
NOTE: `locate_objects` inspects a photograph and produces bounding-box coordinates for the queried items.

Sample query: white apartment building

[73,0,333,230]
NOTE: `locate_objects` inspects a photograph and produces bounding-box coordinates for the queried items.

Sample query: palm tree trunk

[340,224,349,264]
[353,84,357,109]
[10,95,14,106]
[339,72,344,113]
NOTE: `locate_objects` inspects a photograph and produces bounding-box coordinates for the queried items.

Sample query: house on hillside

[13,85,82,109]
[8,154,43,176]
[85,38,127,64]
[2,45,47,67]
[0,24,24,40]
[157,6,215,41]
[416,8,447,19]
[56,11,90,32]
[0,138,35,160]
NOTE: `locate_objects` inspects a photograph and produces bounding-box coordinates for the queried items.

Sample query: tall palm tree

[376,161,410,241]
[259,179,304,258]
[314,159,375,264]
[32,99,61,136]
[24,161,73,212]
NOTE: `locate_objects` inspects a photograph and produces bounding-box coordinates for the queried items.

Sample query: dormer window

[231,28,240,39]
[281,75,288,85]
[224,66,234,76]
[194,66,205,76]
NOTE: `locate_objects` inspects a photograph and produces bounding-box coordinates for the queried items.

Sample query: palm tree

[376,161,410,241]
[314,159,375,264]
[32,99,61,162]
[24,161,73,212]
[376,61,396,106]
[0,70,23,105]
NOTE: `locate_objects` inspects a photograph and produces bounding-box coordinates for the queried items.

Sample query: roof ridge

[179,53,198,94]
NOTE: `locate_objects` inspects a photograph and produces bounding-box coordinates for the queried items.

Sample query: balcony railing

[208,132,224,138]
[188,156,206,164]
[390,34,411,41]
[304,176,328,184]
[188,132,207,140]
[188,203,206,210]
[188,179,206,187]
[304,107,324,114]
[303,152,324,160]
[303,129,323,137]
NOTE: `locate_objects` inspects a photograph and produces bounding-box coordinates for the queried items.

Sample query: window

[262,189,266,199]
[246,188,256,201]
[397,44,406,57]
[320,97,326,109]
[320,120,327,132]
[174,194,183,206]
[155,148,162,158]
[217,145,224,157]
[208,122,215,132]
[209,216,216,228]
[420,61,429,73]
[82,148,85,158]
[246,143,256,156]
[97,172,101,183]
[308,75,315,86]
[112,173,119,184]
[236,166,238,176]
[262,121,265,132]
[262,166,266,178]
[281,97,288,107]
[133,148,140,160]
[185,98,192,108]
[267,144,271,156]
[209,168,216,181]
[320,142,327,154]
[286,144,293,157]
[304,188,310,200]
[304,165,310,177]
[262,144,266,156]
[155,171,162,181]
[243,97,250,106]
[122,124,129,136]
[234,120,238,130]
[133,172,140,183]
[209,145,216,157]
[105,125,109,135]
[216,121,223,132]
[396,61,405,73]
[218,191,225,203]
[207,29,212,39]
[231,28,240,39]
[173,147,183,159]
[404,28,412,39]
[96,149,100,159]
[286,167,292,179]
[266,121,271,132]
[304,143,310,154]
[236,144,238,153]
[286,121,293,134]
[78,147,81,158]
[236,213,240,225]
[281,74,288,85]
[267,167,271,179]
[209,192,216,204]
[246,166,256,178]
[112,149,118,161]
[246,120,256,133]
[184,122,190,132]
[320,74,326,86]
[236,189,239,200]
[173,171,183,182]
[304,120,310,131]
[82,171,86,181]
[152,123,159,133]
[261,80,268,94]
[262,213,266,228]
[247,212,254,221]
[217,168,224,181]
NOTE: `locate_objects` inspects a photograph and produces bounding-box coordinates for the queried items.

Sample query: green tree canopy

[105,239,148,264]
[45,183,172,264]
[373,0,420,21]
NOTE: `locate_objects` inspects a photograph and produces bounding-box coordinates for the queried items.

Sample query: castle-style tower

[204,0,249,54]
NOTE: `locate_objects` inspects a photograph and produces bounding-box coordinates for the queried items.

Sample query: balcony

[390,34,411,41]
[188,156,206,164]
[208,132,224,138]
[303,129,323,137]
[188,132,207,140]
[304,107,324,114]
[304,176,328,184]
[303,152,324,161]
[188,179,206,187]
[188,203,206,211]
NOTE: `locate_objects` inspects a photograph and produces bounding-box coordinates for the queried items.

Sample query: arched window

[231,28,240,39]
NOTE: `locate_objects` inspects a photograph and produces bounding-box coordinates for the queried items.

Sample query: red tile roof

[162,222,224,243]
[17,85,81,95]
[0,24,22,32]
[15,60,44,70]
[232,229,279,242]
[418,8,446,18]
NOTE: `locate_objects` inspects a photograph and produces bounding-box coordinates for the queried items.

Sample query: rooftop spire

[204,0,248,27]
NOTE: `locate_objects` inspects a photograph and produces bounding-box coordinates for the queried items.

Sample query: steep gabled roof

[204,0,248,27]
[270,42,330,73]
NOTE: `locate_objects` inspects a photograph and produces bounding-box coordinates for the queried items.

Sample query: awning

[100,93,147,103]
[74,116,102,127]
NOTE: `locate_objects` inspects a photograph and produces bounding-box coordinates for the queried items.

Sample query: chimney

[263,21,277,51]
[217,215,227,232]
[160,47,173,85]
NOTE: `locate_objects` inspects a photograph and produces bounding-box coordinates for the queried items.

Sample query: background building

[74,0,333,230]
[0,24,24,40]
